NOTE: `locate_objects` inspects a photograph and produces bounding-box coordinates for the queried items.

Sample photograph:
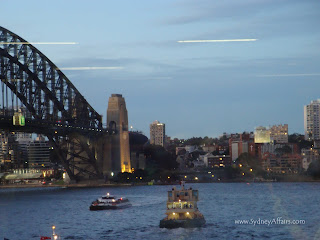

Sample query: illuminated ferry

[160,181,205,228]
[89,193,132,210]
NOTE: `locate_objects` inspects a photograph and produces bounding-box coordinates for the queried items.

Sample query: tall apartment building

[150,120,165,147]
[15,132,32,162]
[0,132,9,165]
[304,99,320,140]
[270,124,288,143]
[27,135,50,168]
[0,132,22,169]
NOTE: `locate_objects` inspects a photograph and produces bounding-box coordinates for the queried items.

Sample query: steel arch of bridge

[0,26,109,181]
[0,26,102,127]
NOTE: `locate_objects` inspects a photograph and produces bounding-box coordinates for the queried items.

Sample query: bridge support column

[106,94,131,175]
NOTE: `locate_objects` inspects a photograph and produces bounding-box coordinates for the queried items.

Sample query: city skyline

[1,0,320,138]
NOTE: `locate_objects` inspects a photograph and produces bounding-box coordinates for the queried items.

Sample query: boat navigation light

[107,193,109,196]
[53,235,58,240]
[186,212,189,215]
[120,198,123,200]
[52,226,55,230]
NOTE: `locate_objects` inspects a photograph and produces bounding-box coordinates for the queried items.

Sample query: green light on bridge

[13,113,25,126]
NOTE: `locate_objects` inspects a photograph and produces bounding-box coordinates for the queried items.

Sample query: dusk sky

[1,0,320,139]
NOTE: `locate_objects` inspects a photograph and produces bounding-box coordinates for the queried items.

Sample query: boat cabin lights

[107,193,110,196]
[186,212,189,215]
[173,212,176,215]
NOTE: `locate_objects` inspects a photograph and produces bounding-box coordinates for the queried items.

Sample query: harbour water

[0,182,319,240]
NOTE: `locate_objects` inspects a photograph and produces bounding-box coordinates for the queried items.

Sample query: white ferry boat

[160,181,205,228]
[89,193,132,210]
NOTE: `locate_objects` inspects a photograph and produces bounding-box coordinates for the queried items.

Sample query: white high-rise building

[150,120,165,146]
[304,99,320,140]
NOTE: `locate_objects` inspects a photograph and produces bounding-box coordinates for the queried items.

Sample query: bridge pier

[106,94,131,175]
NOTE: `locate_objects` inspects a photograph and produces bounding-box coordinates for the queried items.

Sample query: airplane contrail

[177,39,258,43]
[1,42,78,45]
[257,73,320,77]
[57,67,124,70]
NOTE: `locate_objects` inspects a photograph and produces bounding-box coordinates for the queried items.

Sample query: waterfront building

[304,99,320,140]
[27,135,50,168]
[0,132,22,169]
[203,153,231,168]
[150,120,165,147]
[301,148,320,170]
[15,132,32,166]
[0,132,8,165]
[261,152,302,174]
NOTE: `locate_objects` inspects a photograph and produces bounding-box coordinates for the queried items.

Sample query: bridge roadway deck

[0,115,113,136]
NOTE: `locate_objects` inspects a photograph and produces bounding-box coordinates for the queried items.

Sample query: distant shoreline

[0,183,135,189]
[1,179,320,189]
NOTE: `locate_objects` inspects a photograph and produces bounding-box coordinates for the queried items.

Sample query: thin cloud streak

[1,42,78,45]
[57,67,124,70]
[177,39,258,43]
[257,73,320,77]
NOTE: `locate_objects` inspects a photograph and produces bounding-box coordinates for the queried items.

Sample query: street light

[52,226,56,237]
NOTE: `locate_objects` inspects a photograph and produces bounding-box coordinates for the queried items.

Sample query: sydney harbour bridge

[0,26,145,182]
